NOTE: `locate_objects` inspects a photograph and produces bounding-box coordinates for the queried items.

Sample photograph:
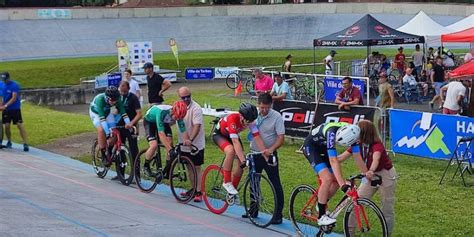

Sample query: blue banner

[390,109,474,162]
[185,68,214,80]
[107,73,122,87]
[324,78,365,102]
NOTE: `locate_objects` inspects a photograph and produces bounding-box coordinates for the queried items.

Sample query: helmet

[172,100,187,120]
[105,86,120,101]
[0,72,10,81]
[239,103,258,122]
[335,124,360,147]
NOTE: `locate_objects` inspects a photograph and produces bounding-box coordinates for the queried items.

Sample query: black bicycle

[202,151,277,228]
[134,143,198,204]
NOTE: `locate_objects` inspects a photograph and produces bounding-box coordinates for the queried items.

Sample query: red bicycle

[289,174,388,237]
[91,126,135,186]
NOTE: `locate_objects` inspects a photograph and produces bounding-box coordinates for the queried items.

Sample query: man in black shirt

[143,62,171,105]
[429,57,446,110]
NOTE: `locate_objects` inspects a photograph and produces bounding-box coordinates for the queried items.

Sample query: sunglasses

[181,95,192,100]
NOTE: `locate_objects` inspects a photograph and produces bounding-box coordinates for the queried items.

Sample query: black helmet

[239,103,258,122]
[105,86,120,100]
[0,72,10,81]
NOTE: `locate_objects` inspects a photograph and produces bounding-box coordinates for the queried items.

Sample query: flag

[169,38,179,67]
[234,81,242,97]
[116,39,130,71]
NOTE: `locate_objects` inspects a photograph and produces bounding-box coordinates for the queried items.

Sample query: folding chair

[439,136,473,187]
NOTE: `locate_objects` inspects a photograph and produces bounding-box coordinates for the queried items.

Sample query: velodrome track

[0,144,341,237]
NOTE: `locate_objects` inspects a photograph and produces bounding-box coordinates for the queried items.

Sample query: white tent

[397,11,454,45]
[447,14,474,32]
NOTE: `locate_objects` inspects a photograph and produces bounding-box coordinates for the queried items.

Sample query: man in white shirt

[402,68,421,103]
[440,79,469,115]
[123,69,143,104]
[324,50,337,75]
[412,44,424,78]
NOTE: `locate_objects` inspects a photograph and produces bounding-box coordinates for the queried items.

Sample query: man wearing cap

[0,72,29,151]
[143,62,171,105]
[324,50,337,75]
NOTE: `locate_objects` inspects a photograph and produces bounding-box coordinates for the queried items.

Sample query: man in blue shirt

[0,72,29,151]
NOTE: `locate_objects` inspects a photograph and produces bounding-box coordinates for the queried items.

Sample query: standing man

[253,69,274,96]
[394,47,406,81]
[440,78,469,115]
[0,72,28,151]
[144,62,171,105]
[123,69,142,103]
[429,57,446,111]
[324,50,337,76]
[335,76,363,111]
[177,86,206,202]
[283,54,293,79]
[412,44,424,79]
[244,93,285,224]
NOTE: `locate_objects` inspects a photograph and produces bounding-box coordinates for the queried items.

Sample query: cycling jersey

[216,113,259,139]
[89,93,130,135]
[144,104,185,134]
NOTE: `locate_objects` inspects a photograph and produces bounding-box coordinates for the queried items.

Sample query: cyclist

[143,100,187,178]
[212,103,267,195]
[302,122,366,226]
[89,86,132,166]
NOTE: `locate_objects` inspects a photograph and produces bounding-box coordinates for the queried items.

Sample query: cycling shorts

[144,119,172,142]
[89,109,121,129]
[302,137,333,174]
[212,129,242,151]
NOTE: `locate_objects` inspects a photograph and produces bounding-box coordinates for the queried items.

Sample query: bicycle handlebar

[240,151,277,169]
[175,143,199,156]
[348,174,382,187]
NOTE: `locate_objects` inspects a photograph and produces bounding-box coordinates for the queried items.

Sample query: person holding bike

[337,119,397,236]
[143,100,187,178]
[212,103,268,195]
[89,86,132,166]
[302,122,367,226]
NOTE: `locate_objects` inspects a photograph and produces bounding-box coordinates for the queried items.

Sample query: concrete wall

[22,87,86,105]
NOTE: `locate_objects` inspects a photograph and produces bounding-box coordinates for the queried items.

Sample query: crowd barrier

[389,109,474,162]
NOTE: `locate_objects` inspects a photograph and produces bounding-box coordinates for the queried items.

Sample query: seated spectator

[254,68,274,96]
[402,68,422,103]
[464,51,472,64]
[380,54,391,74]
[270,72,293,101]
[443,55,455,68]
[418,70,430,100]
[335,76,363,110]
[440,78,469,115]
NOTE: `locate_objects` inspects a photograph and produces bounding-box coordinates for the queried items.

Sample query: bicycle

[225,71,255,95]
[289,174,388,237]
[202,151,277,228]
[91,126,135,186]
[134,143,198,204]
[289,76,324,102]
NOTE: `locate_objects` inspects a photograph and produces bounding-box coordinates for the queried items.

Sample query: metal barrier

[260,61,342,75]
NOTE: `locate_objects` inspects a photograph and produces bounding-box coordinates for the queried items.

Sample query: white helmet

[335,124,360,147]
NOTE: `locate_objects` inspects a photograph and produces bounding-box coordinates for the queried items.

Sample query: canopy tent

[441,27,474,43]
[447,14,474,32]
[397,11,454,45]
[449,61,474,78]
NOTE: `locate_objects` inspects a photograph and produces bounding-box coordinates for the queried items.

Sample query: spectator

[254,69,274,95]
[283,54,293,79]
[0,72,28,151]
[443,55,455,68]
[113,81,142,181]
[426,47,435,64]
[176,86,206,203]
[412,44,424,78]
[440,78,469,115]
[464,51,473,63]
[338,119,397,236]
[380,54,391,74]
[0,79,4,149]
[246,93,285,224]
[403,68,422,103]
[418,70,430,100]
[324,50,337,75]
[335,76,363,110]
[429,57,446,110]
[394,47,406,81]
[123,69,142,103]
[270,72,293,101]
[144,62,171,105]
[377,72,395,109]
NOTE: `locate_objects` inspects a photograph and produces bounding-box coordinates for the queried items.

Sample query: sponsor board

[38,9,71,19]
[185,68,214,80]
[323,78,365,102]
[312,103,377,128]
[214,67,239,79]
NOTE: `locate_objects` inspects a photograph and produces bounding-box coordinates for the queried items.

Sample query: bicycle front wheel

[134,149,160,193]
[202,164,229,214]
[115,145,133,186]
[91,139,108,178]
[245,78,255,95]
[243,173,277,228]
[343,198,388,237]
[226,72,240,89]
[169,155,197,204]
[289,184,319,236]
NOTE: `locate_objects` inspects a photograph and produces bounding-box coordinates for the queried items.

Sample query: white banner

[214,67,238,79]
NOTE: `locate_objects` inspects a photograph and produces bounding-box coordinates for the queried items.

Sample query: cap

[142,62,154,69]
[330,50,337,54]
[398,47,404,50]
[274,72,282,78]
[0,72,9,80]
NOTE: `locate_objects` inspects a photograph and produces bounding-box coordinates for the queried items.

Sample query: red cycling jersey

[216,113,259,139]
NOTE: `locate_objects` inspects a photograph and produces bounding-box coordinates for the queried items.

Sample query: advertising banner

[272,100,316,139]
[214,67,239,79]
[312,103,377,127]
[390,109,474,162]
[94,73,122,89]
[185,68,214,80]
[37,9,71,19]
[324,78,365,102]
[117,41,153,72]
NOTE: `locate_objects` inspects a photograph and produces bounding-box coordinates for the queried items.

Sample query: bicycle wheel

[243,173,277,228]
[343,198,388,237]
[91,139,108,178]
[226,72,240,89]
[202,164,229,214]
[115,145,133,186]
[169,155,197,204]
[289,184,319,237]
[134,149,161,193]
[245,78,255,95]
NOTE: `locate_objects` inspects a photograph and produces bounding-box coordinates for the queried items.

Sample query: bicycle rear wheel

[169,155,197,204]
[91,139,108,178]
[243,173,277,228]
[226,72,240,89]
[245,78,255,95]
[134,149,161,193]
[115,145,133,186]
[343,198,388,237]
[289,184,319,237]
[202,164,229,214]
